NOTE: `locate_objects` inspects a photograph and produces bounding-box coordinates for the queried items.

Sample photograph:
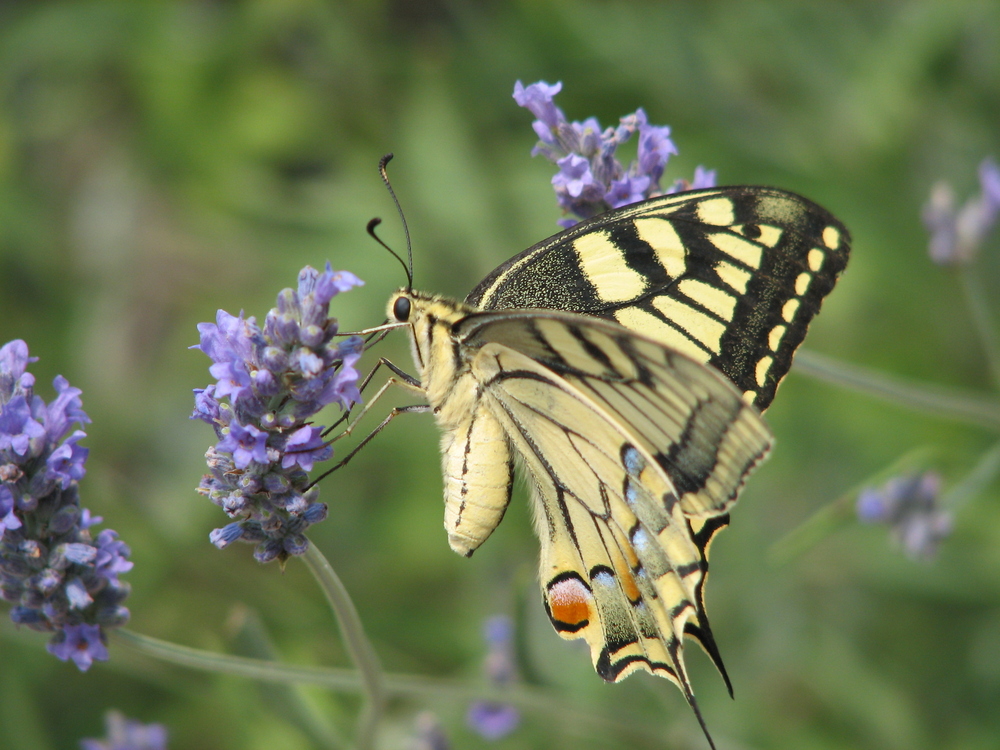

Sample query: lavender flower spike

[1,339,132,670]
[193,264,364,564]
[514,80,714,225]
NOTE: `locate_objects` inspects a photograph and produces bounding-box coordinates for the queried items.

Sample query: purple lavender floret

[0,339,131,671]
[513,80,716,226]
[193,264,364,564]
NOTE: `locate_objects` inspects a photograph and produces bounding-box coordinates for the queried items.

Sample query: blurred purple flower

[857,471,952,558]
[467,615,520,740]
[923,158,1000,265]
[467,702,521,741]
[47,622,109,671]
[2,340,131,670]
[93,530,134,584]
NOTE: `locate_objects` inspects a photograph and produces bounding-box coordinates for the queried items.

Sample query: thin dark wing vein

[574,377,686,447]
[493,385,625,523]
[492,393,582,538]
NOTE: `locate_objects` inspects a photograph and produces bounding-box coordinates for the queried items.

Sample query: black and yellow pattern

[389,186,849,748]
[468,186,850,411]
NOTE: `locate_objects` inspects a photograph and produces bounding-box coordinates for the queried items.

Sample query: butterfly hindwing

[456,310,774,518]
[466,187,850,411]
[471,339,707,685]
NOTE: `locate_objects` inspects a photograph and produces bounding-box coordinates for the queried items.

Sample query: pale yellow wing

[467,186,851,412]
[453,309,771,740]
[457,309,773,518]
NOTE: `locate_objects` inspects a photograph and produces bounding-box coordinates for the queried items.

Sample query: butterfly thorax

[388,289,483,428]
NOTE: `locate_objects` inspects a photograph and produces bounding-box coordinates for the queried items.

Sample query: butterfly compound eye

[392,295,411,322]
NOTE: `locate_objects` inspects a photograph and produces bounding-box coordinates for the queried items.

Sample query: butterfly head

[387,289,479,384]
[387,289,473,327]
[389,291,412,324]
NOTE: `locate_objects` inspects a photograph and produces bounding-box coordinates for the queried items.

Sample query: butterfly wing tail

[684,513,734,697]
[535,483,720,750]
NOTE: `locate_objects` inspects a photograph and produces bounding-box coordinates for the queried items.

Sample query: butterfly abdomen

[390,290,516,557]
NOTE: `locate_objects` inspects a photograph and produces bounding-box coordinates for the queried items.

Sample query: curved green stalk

[111,629,670,748]
[793,349,1000,430]
[941,438,1000,509]
[301,541,384,750]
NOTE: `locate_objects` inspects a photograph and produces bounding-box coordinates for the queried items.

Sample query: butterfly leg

[309,358,429,486]
[325,356,422,434]
[309,402,430,486]
[327,361,424,444]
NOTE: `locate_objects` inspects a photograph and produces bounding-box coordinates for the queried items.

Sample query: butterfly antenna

[377,152,414,290]
[366,217,410,288]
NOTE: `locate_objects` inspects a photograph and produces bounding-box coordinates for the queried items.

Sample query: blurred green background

[2,1,999,748]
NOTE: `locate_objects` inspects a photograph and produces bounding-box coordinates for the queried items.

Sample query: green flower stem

[768,446,935,566]
[959,265,1000,392]
[111,629,668,748]
[793,349,1000,431]
[301,541,384,750]
[941,438,1000,509]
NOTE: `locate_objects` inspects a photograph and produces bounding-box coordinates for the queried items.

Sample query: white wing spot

[574,231,646,303]
[697,197,736,226]
[631,526,654,557]
[715,260,752,293]
[822,225,841,249]
[757,225,783,248]
[622,445,645,477]
[756,355,773,387]
[808,248,825,272]
[677,278,736,320]
[795,272,811,296]
[634,218,686,279]
[743,390,756,404]
[782,298,799,322]
[768,324,787,352]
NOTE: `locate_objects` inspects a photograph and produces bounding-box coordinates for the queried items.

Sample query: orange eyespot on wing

[546,573,594,633]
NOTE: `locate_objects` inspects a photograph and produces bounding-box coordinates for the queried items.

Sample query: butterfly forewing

[466,187,850,411]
